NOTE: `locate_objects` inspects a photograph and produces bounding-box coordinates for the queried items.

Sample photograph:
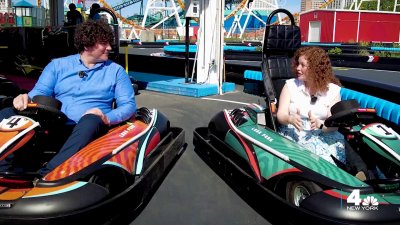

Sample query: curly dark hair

[291,46,341,93]
[74,20,114,53]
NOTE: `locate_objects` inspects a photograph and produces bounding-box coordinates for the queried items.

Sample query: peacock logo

[362,196,379,206]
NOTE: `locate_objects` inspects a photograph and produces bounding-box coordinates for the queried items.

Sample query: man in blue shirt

[0,20,136,176]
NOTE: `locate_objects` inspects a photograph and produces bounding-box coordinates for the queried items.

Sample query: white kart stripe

[111,109,157,155]
[224,110,290,161]
[136,111,158,175]
[360,129,400,162]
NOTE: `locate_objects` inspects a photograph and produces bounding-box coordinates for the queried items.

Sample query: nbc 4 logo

[347,189,379,211]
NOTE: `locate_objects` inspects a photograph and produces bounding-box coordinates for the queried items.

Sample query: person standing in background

[66,3,83,26]
[65,3,83,52]
[89,3,101,21]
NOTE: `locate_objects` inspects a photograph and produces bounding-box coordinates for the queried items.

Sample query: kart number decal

[0,116,33,132]
[366,124,398,140]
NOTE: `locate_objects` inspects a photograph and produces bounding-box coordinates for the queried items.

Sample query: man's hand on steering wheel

[13,94,29,111]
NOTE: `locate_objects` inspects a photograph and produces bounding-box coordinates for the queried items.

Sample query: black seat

[262,56,294,102]
[261,9,301,131]
[0,78,20,110]
[0,79,20,97]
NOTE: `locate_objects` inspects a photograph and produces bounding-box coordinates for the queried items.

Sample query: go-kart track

[126,77,400,225]
[0,3,399,224]
[0,43,400,225]
[1,72,399,225]
[1,58,400,225]
[132,87,270,225]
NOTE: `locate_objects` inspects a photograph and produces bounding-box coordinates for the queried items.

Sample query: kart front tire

[286,181,321,207]
[88,169,128,197]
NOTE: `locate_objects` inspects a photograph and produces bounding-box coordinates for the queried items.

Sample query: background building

[301,0,354,12]
[0,0,11,12]
[326,0,354,9]
[0,0,13,26]
[300,9,400,43]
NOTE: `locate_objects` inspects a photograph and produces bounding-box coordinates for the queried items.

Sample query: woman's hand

[308,111,322,130]
[84,108,110,126]
[290,108,303,131]
[13,94,29,111]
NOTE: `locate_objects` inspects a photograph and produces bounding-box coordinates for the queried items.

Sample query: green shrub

[390,52,400,58]
[328,47,342,55]
[371,42,384,47]
[224,37,242,43]
[359,41,370,47]
[374,51,391,57]
[358,49,370,56]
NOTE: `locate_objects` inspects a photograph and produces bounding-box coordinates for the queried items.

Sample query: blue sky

[21,0,301,18]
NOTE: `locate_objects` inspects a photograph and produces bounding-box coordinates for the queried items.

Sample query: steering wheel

[18,96,67,126]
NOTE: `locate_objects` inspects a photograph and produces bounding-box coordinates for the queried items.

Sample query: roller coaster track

[224,0,247,21]
[175,0,247,21]
[271,0,334,25]
[320,0,335,9]
[112,0,142,11]
[98,0,247,29]
[99,0,144,29]
[97,0,334,35]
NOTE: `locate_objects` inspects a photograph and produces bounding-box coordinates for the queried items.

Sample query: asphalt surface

[126,87,270,225]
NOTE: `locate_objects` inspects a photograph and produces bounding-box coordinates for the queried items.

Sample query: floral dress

[278,79,346,164]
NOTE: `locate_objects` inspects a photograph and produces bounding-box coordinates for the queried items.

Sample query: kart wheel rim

[293,185,310,206]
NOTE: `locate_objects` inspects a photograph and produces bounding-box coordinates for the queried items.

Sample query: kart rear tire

[286,181,321,207]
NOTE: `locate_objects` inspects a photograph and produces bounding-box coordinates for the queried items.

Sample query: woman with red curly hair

[277,46,345,164]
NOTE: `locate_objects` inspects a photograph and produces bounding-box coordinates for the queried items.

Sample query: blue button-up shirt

[28,54,136,125]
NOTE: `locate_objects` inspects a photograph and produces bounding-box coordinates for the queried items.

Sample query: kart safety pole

[185,17,190,83]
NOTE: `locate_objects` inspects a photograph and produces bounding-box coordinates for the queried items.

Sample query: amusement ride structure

[53,0,400,41]
[57,0,286,39]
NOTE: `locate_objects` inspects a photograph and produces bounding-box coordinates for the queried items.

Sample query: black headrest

[263,8,301,55]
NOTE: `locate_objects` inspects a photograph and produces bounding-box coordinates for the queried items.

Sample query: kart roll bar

[261,8,301,131]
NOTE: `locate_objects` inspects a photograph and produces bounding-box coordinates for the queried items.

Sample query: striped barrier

[341,88,400,125]
[367,55,379,62]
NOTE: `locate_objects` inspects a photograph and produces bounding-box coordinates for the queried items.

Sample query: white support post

[49,0,64,26]
[197,0,225,94]
[227,13,244,38]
